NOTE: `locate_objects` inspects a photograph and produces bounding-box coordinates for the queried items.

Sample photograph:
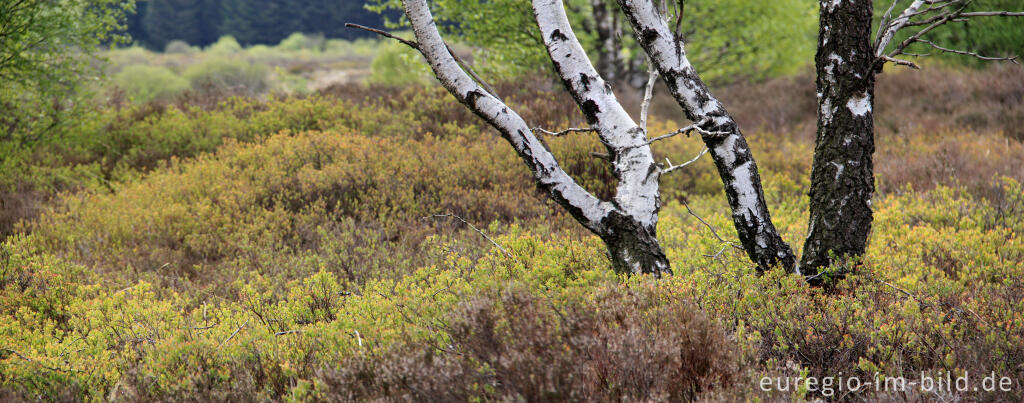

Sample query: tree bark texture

[403,0,670,275]
[800,0,876,277]
[615,0,797,271]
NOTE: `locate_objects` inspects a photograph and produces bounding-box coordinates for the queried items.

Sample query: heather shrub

[318,285,736,401]
[2,72,1024,401]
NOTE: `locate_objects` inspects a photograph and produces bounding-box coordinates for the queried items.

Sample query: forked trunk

[599,211,671,275]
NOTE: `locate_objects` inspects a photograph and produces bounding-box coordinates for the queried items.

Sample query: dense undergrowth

[1,65,1023,401]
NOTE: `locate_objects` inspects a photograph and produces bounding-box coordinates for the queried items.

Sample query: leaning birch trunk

[800,0,876,278]
[402,0,671,275]
[615,0,797,271]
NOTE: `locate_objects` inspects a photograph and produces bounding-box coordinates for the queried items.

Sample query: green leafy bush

[1,74,1023,401]
[113,65,190,103]
[184,57,269,96]
[368,40,433,87]
[206,35,243,55]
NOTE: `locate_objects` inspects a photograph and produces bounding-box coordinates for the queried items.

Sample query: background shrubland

[2,0,1024,399]
[1,61,1023,400]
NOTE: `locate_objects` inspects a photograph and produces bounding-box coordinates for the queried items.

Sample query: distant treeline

[126,0,396,50]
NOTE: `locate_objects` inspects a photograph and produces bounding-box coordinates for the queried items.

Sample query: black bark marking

[549,29,568,42]
[582,99,601,118]
[640,28,659,47]
[579,73,591,91]
[464,89,485,105]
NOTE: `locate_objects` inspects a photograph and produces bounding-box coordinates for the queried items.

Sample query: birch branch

[661,147,708,174]
[530,126,596,136]
[401,0,613,234]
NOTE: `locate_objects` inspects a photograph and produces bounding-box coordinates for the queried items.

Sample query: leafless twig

[679,198,743,252]
[346,23,500,100]
[662,147,709,174]
[345,23,418,49]
[2,348,74,373]
[918,39,1019,64]
[879,55,922,69]
[216,319,248,351]
[639,60,659,132]
[427,213,519,263]
[531,126,596,136]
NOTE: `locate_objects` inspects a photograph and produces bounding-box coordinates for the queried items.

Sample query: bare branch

[530,126,596,136]
[958,10,1024,17]
[427,213,519,263]
[625,119,730,150]
[879,55,922,69]
[1,348,75,373]
[345,23,500,100]
[888,2,971,59]
[216,319,248,351]
[640,60,659,132]
[918,39,1019,64]
[662,147,708,174]
[444,43,502,101]
[679,198,742,252]
[874,0,903,48]
[344,23,419,49]
[875,0,928,57]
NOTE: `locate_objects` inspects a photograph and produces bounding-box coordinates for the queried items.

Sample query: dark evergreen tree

[142,0,204,49]
[220,0,302,45]
[198,0,223,45]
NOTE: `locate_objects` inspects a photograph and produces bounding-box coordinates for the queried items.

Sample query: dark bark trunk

[800,0,877,280]
[599,211,671,276]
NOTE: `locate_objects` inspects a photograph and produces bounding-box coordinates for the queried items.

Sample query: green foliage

[113,65,190,103]
[368,0,816,83]
[183,57,269,96]
[1,77,1023,400]
[683,0,817,84]
[205,35,242,55]
[368,40,433,86]
[0,0,134,145]
[875,0,1024,67]
[142,0,204,50]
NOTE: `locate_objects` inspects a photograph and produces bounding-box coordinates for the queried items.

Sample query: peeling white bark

[846,92,872,116]
[402,0,671,275]
[403,0,613,233]
[533,0,661,228]
[615,0,797,271]
[875,0,926,57]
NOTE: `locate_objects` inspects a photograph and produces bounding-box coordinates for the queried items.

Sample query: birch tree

[355,0,678,275]
[800,0,1023,279]
[355,0,1022,279]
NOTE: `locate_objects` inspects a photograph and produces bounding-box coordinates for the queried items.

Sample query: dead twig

[531,126,596,136]
[427,213,520,264]
[662,147,709,174]
[216,319,248,351]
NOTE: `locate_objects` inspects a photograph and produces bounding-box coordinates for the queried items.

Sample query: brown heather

[0,64,1022,401]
